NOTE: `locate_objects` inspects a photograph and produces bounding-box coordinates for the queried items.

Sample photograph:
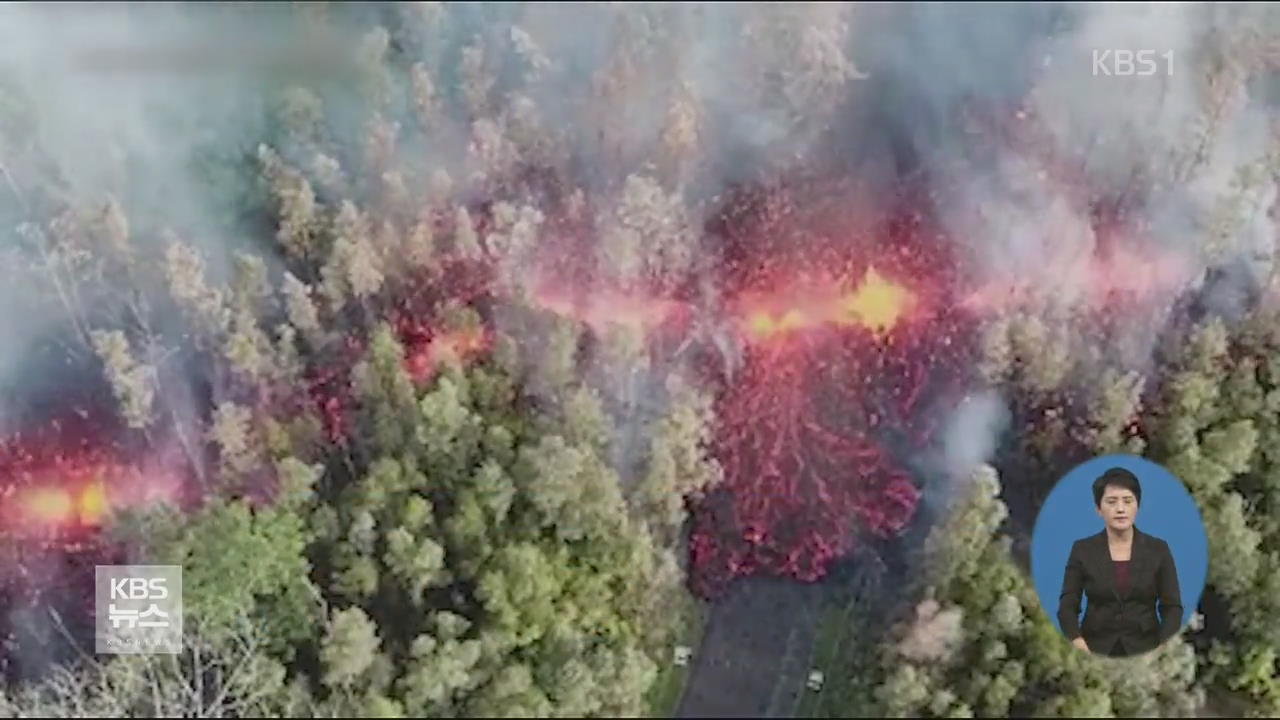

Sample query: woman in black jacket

[1057,467,1183,657]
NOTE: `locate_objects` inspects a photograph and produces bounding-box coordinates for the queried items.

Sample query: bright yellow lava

[23,487,74,524]
[747,309,809,337]
[842,266,912,334]
[747,312,776,336]
[79,481,109,525]
[737,267,914,342]
[15,481,112,526]
[778,310,807,330]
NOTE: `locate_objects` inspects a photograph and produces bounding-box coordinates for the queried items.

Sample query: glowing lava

[4,159,1195,623]
[78,480,109,525]
[20,486,74,524]
[12,479,110,529]
[0,409,190,542]
[841,266,913,334]
[405,327,490,383]
[3,461,187,536]
[734,267,916,344]
[745,308,808,338]
[683,181,982,598]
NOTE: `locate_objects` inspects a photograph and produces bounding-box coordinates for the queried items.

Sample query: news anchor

[1057,467,1183,657]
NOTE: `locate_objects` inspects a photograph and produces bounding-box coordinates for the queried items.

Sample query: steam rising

[939,391,1012,481]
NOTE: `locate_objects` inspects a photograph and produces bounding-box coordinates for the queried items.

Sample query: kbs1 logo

[1092,50,1174,77]
[95,565,183,654]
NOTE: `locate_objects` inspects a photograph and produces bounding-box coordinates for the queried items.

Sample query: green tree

[320,606,382,689]
[90,329,155,430]
[351,325,421,458]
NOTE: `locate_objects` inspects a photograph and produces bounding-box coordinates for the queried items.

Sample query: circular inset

[1030,454,1208,658]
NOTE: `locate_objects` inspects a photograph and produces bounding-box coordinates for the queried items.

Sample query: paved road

[675,576,826,718]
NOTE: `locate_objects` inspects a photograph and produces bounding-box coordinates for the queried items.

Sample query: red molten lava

[9,480,106,530]
[0,420,185,541]
[403,326,491,384]
[13,163,1195,623]
[0,408,190,659]
[686,182,978,597]
[306,257,498,444]
[690,336,922,594]
[733,265,918,344]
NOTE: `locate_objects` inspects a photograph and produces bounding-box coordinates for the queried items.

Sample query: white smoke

[842,3,1278,376]
[940,390,1012,480]
[906,389,1011,529]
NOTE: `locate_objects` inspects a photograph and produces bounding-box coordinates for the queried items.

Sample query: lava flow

[403,326,491,384]
[0,408,191,662]
[683,182,981,597]
[5,172,1207,618]
[0,420,184,541]
[734,265,918,343]
[8,480,108,531]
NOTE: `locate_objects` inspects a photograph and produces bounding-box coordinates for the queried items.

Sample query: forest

[0,2,1279,718]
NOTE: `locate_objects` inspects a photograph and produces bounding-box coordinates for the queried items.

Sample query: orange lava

[20,486,74,524]
[840,266,915,334]
[1,448,185,538]
[405,327,491,383]
[10,478,110,530]
[736,266,916,342]
[78,480,109,525]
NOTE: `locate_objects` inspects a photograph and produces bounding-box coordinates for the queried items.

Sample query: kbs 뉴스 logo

[94,565,183,654]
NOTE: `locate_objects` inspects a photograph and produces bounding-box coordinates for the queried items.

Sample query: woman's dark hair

[1093,467,1142,507]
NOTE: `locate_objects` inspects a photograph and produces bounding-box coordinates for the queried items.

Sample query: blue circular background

[1030,454,1209,639]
